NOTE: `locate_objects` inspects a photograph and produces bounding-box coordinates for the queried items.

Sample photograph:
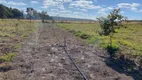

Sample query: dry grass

[0,19,37,63]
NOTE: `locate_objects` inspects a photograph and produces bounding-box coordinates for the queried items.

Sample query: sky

[0,0,142,20]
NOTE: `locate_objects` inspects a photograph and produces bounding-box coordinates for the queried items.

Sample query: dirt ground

[0,23,133,80]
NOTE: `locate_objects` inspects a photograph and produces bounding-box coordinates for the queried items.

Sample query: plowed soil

[0,23,133,80]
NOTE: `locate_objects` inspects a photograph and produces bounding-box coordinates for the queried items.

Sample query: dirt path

[1,23,133,80]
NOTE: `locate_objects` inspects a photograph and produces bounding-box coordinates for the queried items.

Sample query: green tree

[0,4,23,19]
[97,8,124,47]
[26,8,34,22]
[39,11,47,23]
[0,4,12,18]
[12,8,23,18]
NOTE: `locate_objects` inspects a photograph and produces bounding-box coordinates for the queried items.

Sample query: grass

[0,19,37,63]
[57,23,142,56]
[0,53,16,63]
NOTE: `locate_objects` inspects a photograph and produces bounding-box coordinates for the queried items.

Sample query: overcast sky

[0,0,142,20]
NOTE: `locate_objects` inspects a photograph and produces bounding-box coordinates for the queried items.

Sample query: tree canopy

[97,8,125,47]
[0,4,23,19]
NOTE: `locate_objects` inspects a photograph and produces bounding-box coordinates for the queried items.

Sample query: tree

[0,4,12,18]
[39,11,47,23]
[0,4,23,19]
[26,8,34,22]
[97,8,125,47]
[12,8,23,18]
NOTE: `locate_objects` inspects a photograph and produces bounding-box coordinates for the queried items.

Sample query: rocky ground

[0,23,133,80]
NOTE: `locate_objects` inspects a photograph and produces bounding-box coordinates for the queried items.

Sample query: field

[0,20,141,80]
[0,19,36,63]
[57,23,142,56]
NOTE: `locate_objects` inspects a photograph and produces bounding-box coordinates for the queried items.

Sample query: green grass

[57,23,142,56]
[0,19,37,62]
[0,53,16,63]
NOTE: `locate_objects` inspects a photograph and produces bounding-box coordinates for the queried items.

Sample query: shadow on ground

[105,47,142,80]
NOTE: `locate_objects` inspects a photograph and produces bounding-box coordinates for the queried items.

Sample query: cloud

[70,0,100,9]
[7,1,26,6]
[0,0,6,3]
[31,1,39,4]
[73,11,84,15]
[97,7,113,16]
[80,9,87,12]
[118,3,140,11]
[50,8,71,13]
[43,0,72,8]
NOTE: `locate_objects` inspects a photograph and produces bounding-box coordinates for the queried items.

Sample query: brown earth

[0,23,133,80]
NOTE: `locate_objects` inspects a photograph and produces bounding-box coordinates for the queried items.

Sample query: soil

[0,23,133,80]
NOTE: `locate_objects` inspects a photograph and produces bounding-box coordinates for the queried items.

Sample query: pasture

[58,23,142,56]
[0,19,36,63]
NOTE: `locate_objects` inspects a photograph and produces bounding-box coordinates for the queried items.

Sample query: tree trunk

[30,15,31,23]
[109,34,113,47]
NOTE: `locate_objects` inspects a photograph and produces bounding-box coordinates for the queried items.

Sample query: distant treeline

[0,4,23,19]
[127,20,142,22]
[0,4,52,20]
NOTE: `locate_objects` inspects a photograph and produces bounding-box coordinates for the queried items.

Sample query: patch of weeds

[73,31,91,39]
[102,42,119,56]
[73,31,82,36]
[88,37,97,44]
[80,33,91,39]
[113,29,119,33]
[119,40,134,48]
[21,33,29,39]
[0,32,12,37]
[68,29,76,33]
[0,53,16,63]
[14,44,21,50]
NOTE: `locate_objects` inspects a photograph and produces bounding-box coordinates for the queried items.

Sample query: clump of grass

[119,40,134,48]
[14,44,21,50]
[80,33,91,39]
[73,31,91,39]
[0,53,16,63]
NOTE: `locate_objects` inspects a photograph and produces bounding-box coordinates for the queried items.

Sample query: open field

[57,23,142,56]
[0,19,36,63]
[0,23,133,80]
[0,20,141,79]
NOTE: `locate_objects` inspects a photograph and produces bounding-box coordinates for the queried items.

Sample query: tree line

[0,4,23,19]
[0,4,52,21]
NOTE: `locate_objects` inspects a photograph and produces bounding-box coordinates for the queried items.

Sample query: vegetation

[57,23,142,56]
[26,7,52,21]
[0,53,16,63]
[0,4,52,21]
[0,4,23,19]
[97,9,124,48]
[0,19,37,63]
